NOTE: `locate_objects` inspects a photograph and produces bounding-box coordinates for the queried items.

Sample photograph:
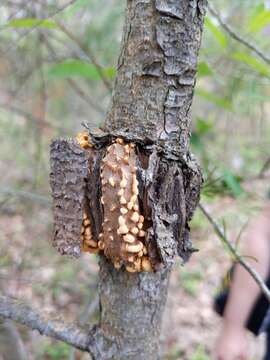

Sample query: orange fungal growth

[100,138,153,272]
[76,131,93,149]
[75,133,153,272]
[81,212,99,253]
[76,131,98,254]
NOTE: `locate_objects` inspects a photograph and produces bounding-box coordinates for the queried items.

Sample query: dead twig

[55,21,113,92]
[198,203,270,303]
[259,157,270,178]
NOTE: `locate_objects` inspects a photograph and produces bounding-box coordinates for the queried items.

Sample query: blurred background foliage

[0,0,270,359]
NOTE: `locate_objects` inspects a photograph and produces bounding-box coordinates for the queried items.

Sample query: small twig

[0,295,92,352]
[259,157,270,178]
[69,295,99,360]
[67,79,105,115]
[0,319,28,360]
[42,34,106,115]
[55,21,113,92]
[0,0,77,31]
[0,187,50,205]
[208,2,270,65]
[0,101,52,128]
[198,203,270,303]
[77,295,99,326]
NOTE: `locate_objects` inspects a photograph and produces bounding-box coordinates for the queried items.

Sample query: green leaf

[197,61,213,77]
[8,18,57,29]
[196,88,232,110]
[232,52,270,77]
[104,67,117,79]
[222,170,244,198]
[248,9,270,32]
[47,60,116,81]
[204,17,227,48]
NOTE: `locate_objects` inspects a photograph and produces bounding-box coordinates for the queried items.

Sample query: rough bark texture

[49,1,206,359]
[0,296,91,352]
[107,0,206,153]
[93,2,206,356]
[88,258,171,360]
[50,139,89,257]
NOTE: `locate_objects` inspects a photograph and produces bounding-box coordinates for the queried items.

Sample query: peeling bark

[49,0,206,359]
[50,139,89,257]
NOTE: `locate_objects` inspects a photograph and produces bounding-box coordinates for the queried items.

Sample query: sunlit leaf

[47,60,116,81]
[197,61,213,77]
[232,52,270,77]
[248,9,270,32]
[204,17,227,48]
[105,67,117,79]
[196,88,232,110]
[8,18,57,29]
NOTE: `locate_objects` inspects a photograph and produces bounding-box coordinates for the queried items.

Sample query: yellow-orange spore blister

[80,212,99,254]
[76,132,93,150]
[100,138,153,272]
[76,132,99,254]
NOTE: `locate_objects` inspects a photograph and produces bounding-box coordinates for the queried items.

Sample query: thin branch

[42,34,105,115]
[67,79,105,115]
[198,203,270,303]
[55,21,113,92]
[0,0,77,31]
[0,101,65,132]
[0,295,91,352]
[69,295,99,360]
[259,156,270,178]
[0,319,28,360]
[0,101,51,128]
[1,0,77,55]
[0,187,50,205]
[208,3,270,65]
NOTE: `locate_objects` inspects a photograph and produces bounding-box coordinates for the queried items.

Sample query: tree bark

[49,1,206,359]
[88,3,206,358]
[88,259,171,360]
[107,0,206,152]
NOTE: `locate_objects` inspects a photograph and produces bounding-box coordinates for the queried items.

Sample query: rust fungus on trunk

[100,138,151,272]
[72,131,154,272]
[50,128,201,273]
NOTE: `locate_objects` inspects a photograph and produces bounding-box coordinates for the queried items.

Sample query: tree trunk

[50,1,206,359]
[89,2,205,358]
[88,258,171,360]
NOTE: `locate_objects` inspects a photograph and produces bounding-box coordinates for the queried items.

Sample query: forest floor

[0,177,269,360]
